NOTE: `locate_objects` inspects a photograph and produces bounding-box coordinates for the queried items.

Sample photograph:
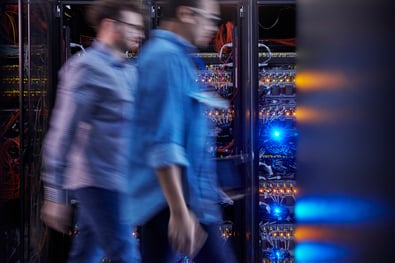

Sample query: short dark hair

[161,0,199,20]
[86,0,144,31]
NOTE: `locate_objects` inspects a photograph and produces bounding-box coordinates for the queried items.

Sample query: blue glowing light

[269,203,288,220]
[271,128,283,141]
[295,195,386,224]
[295,242,348,263]
[268,248,288,261]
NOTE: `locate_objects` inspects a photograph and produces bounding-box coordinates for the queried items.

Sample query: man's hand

[168,209,207,259]
[41,200,74,234]
[155,165,207,258]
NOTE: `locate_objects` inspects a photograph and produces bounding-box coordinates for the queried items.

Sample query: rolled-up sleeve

[147,143,189,168]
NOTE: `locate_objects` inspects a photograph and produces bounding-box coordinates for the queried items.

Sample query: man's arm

[155,164,207,259]
[41,60,97,233]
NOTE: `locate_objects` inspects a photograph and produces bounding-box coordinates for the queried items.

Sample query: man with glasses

[126,0,238,262]
[40,0,144,262]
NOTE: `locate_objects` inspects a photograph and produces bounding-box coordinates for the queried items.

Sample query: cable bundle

[213,21,234,54]
[0,110,20,204]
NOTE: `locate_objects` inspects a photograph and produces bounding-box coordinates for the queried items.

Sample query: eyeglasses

[188,7,221,24]
[112,18,144,32]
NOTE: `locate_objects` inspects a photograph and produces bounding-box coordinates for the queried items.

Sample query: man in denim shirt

[127,0,238,262]
[40,0,144,262]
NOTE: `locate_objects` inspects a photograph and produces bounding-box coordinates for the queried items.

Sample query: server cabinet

[255,2,296,262]
[236,1,296,262]
[0,0,56,262]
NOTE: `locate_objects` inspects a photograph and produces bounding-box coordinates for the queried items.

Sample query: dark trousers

[141,208,238,263]
[68,187,140,263]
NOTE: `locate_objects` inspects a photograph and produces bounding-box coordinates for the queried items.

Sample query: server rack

[236,1,297,262]
[0,0,57,262]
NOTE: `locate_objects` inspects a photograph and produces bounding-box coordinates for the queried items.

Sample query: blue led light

[269,203,288,220]
[271,128,283,141]
[268,248,288,261]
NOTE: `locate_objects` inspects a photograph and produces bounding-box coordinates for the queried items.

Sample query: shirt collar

[150,29,197,54]
[91,40,128,67]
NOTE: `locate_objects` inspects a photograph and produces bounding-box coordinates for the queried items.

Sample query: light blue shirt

[125,30,222,225]
[42,41,137,202]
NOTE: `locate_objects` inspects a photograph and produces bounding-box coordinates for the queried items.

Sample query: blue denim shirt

[42,41,136,202]
[125,30,222,225]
